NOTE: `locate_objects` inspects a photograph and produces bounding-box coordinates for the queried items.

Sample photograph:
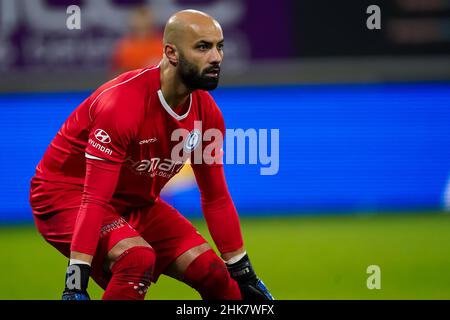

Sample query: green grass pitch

[2,212,450,300]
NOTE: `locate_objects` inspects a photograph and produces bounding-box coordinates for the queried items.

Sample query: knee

[187,249,228,283]
[183,249,241,300]
[102,246,156,300]
[112,246,156,281]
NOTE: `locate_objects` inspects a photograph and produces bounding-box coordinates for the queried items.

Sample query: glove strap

[65,263,91,293]
[226,254,258,284]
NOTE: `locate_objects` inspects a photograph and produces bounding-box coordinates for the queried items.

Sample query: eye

[197,44,208,51]
[217,43,224,50]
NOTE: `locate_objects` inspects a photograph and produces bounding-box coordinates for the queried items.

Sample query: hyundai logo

[94,129,111,144]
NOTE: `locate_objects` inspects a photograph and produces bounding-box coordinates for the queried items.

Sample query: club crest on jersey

[183,129,201,153]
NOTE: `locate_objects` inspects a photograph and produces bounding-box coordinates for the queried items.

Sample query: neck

[160,58,191,110]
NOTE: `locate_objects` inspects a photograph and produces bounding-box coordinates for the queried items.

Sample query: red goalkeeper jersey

[31,65,243,255]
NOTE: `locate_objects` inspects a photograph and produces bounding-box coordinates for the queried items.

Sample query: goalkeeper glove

[62,263,91,300]
[226,253,274,300]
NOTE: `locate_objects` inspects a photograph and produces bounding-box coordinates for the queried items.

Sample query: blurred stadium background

[1,0,450,300]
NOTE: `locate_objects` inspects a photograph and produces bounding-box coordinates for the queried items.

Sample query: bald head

[161,10,224,91]
[163,10,222,47]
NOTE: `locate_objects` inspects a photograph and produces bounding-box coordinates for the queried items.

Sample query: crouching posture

[30,9,273,301]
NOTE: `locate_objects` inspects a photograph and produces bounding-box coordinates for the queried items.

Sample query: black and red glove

[226,254,274,300]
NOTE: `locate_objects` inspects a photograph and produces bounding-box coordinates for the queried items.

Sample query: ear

[164,44,178,67]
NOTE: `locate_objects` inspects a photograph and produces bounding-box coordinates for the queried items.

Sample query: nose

[209,47,222,64]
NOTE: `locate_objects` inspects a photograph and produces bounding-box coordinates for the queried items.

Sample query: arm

[192,164,274,300]
[63,89,140,300]
[70,158,121,260]
[63,157,121,300]
[192,164,244,260]
[194,95,273,300]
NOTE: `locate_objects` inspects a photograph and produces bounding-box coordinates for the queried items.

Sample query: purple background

[1,0,295,72]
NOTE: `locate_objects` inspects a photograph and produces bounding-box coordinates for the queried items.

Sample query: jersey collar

[157,89,192,121]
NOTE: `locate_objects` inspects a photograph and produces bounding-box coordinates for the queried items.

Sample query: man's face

[176,22,224,91]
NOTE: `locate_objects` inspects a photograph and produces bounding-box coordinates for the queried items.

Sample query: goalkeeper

[29,9,273,301]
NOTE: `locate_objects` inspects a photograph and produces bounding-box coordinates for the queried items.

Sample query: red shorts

[30,179,206,289]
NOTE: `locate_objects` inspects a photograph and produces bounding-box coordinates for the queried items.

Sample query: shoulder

[94,67,156,105]
[195,90,223,117]
[89,67,158,119]
[194,90,225,132]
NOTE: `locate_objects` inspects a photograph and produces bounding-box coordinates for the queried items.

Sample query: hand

[61,263,91,300]
[62,290,90,300]
[226,254,274,300]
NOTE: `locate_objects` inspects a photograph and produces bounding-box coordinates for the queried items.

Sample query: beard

[177,53,221,91]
